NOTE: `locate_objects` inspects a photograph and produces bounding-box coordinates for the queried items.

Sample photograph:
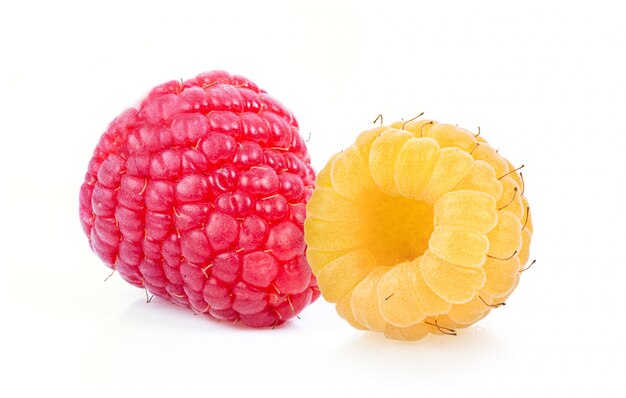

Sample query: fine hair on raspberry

[79,70,319,327]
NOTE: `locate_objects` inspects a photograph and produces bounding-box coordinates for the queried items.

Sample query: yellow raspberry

[304,119,533,340]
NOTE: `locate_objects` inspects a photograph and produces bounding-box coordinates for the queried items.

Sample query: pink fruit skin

[80,70,319,327]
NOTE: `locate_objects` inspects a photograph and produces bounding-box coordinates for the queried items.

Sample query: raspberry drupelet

[79,70,319,327]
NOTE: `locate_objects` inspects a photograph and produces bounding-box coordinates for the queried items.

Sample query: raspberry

[80,70,319,327]
[305,119,532,340]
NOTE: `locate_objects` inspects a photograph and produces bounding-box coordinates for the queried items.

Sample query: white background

[1,0,625,395]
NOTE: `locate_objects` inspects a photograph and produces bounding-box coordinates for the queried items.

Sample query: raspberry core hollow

[304,118,532,340]
[79,71,319,327]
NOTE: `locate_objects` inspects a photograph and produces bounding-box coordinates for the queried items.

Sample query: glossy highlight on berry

[305,119,533,340]
[80,70,319,327]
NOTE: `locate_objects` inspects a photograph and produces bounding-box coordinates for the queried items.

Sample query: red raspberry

[79,70,319,327]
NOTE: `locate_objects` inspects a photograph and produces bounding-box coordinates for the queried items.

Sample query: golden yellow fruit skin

[304,218,364,251]
[422,147,474,203]
[305,248,353,275]
[351,267,391,331]
[481,256,521,298]
[315,153,339,188]
[432,315,461,331]
[355,126,388,159]
[413,257,453,315]
[401,119,436,137]
[316,249,377,302]
[487,210,522,259]
[306,187,363,222]
[434,190,498,233]
[330,145,376,200]
[425,123,477,152]
[369,129,414,195]
[394,137,441,200]
[384,322,430,341]
[336,291,368,330]
[521,196,533,233]
[429,227,489,268]
[497,177,524,219]
[472,143,509,178]
[455,160,503,201]
[519,229,532,266]
[421,250,486,304]
[447,294,494,325]
[305,120,533,340]
[377,261,426,327]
